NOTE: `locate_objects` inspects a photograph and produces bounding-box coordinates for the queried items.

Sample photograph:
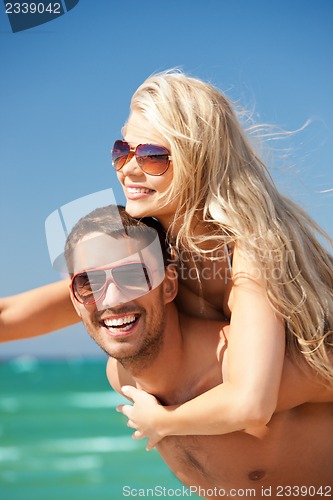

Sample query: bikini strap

[224,243,233,274]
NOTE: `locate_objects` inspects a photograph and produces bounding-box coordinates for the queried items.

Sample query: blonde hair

[131,69,333,386]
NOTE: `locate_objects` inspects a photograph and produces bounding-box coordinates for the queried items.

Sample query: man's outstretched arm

[0,280,79,342]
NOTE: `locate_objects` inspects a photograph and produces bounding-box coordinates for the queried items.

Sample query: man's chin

[93,335,140,360]
[85,321,140,355]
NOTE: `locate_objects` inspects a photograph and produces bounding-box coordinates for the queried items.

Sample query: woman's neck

[158,213,222,255]
[157,211,207,237]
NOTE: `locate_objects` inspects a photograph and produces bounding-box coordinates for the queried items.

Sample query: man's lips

[99,313,141,336]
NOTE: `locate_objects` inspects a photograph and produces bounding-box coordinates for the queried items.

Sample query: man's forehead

[72,232,158,273]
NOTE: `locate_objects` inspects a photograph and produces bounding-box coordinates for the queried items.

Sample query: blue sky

[1,0,333,357]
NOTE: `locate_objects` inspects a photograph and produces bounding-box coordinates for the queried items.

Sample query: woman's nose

[120,154,144,177]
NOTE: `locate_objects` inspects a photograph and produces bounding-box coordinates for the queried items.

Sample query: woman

[109,70,333,448]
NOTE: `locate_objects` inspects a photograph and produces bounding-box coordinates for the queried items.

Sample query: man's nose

[99,281,127,310]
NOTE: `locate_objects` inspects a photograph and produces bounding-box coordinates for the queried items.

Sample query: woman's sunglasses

[111,140,171,176]
[71,262,153,305]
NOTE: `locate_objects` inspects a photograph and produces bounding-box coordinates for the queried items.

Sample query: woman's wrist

[155,404,182,438]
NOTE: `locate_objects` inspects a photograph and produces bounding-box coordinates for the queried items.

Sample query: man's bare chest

[157,406,333,496]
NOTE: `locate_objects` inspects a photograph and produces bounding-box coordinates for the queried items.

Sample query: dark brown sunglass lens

[136,144,169,175]
[112,141,130,170]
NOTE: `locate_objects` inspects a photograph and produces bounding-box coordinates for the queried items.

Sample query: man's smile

[99,312,142,336]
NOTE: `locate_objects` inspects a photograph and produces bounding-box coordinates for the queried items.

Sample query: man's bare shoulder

[179,313,229,343]
[106,357,136,394]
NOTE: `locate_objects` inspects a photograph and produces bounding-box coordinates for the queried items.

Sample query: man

[65,205,333,499]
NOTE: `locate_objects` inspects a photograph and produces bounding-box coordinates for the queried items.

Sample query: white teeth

[127,187,152,194]
[104,315,136,327]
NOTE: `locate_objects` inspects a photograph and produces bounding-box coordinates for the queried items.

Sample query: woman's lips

[125,186,155,200]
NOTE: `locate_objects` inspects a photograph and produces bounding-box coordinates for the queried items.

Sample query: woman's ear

[163,264,178,304]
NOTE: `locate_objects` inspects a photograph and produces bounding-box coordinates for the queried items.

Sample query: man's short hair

[64,205,172,275]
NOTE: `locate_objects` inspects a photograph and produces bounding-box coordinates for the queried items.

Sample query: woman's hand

[117,385,166,450]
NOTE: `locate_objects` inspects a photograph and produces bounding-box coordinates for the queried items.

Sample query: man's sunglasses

[111,140,171,176]
[71,262,153,305]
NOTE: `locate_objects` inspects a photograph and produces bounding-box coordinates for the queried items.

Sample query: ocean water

[0,358,187,500]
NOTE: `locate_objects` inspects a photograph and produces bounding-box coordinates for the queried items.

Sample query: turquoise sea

[0,358,187,500]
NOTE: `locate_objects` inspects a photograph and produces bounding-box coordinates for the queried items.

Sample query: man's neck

[127,303,185,402]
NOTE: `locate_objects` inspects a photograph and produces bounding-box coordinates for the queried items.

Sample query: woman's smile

[125,183,156,200]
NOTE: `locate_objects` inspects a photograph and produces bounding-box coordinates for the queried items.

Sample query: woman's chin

[125,199,151,218]
[125,199,173,228]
